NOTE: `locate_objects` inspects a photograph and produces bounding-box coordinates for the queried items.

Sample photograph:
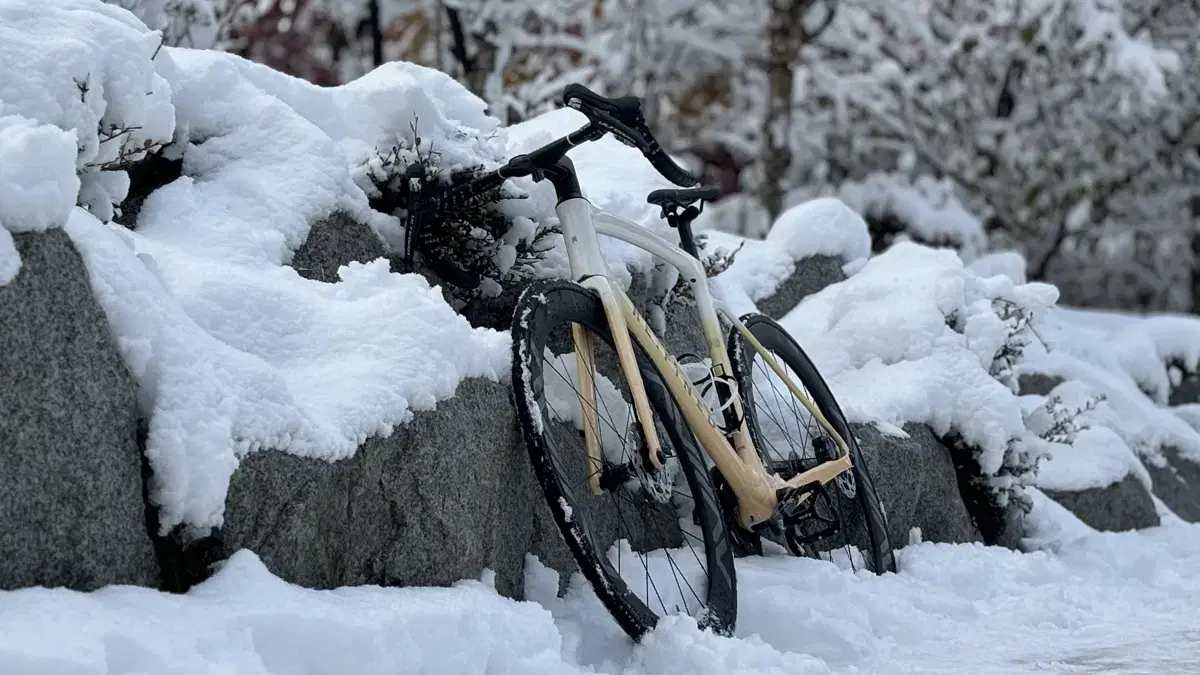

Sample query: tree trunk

[367,0,384,67]
[758,0,822,221]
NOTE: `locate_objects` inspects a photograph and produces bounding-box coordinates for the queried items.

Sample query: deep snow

[0,494,1196,675]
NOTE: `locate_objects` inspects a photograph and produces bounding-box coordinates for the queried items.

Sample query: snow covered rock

[216,378,539,596]
[777,242,1061,548]
[181,378,676,599]
[1041,476,1159,532]
[1017,309,1200,524]
[703,198,872,320]
[1143,447,1200,523]
[0,230,159,590]
[289,211,390,284]
[853,423,983,545]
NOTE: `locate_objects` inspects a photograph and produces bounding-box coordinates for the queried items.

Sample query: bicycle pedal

[773,484,819,521]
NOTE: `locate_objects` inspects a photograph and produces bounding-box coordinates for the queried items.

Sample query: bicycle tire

[728,313,896,574]
[511,278,737,640]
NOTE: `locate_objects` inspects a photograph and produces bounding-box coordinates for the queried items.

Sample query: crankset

[773,481,841,554]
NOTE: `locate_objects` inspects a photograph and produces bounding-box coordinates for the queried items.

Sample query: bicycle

[406,83,895,641]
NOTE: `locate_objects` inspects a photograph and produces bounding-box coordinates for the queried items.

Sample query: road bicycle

[407,83,895,641]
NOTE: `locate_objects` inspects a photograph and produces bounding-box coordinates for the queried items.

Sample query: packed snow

[1,496,1197,674]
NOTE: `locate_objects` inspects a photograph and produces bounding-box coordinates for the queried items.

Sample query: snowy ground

[1,492,1197,675]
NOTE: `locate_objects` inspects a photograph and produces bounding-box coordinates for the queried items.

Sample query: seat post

[667,208,701,259]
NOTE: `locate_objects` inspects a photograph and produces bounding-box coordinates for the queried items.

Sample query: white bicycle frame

[554,196,852,529]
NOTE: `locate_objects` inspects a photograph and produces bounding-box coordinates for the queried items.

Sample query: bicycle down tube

[556,197,854,529]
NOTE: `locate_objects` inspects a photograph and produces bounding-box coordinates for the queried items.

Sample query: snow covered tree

[105,0,219,48]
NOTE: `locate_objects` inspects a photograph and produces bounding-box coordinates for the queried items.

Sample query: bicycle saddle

[647,185,721,209]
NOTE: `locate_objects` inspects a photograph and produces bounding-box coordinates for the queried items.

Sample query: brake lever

[565,98,649,153]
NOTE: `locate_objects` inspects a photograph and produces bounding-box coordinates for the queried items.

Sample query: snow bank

[0,550,586,675]
[779,242,1059,499]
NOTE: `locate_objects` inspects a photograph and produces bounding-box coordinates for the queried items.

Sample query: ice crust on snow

[778,242,1059,492]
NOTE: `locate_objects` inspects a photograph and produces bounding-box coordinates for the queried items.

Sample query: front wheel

[511,278,737,641]
[727,313,895,574]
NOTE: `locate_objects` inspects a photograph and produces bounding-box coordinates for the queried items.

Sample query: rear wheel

[728,313,895,574]
[511,278,737,641]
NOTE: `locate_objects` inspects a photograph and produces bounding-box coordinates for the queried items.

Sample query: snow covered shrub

[364,123,558,308]
[1028,391,1105,446]
[839,172,986,262]
[779,242,1060,541]
[0,0,176,224]
[104,0,218,49]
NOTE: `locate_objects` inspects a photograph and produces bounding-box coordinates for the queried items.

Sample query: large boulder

[1041,474,1160,532]
[755,255,846,320]
[218,377,542,597]
[289,211,389,284]
[1143,447,1200,522]
[1017,372,1065,397]
[0,230,159,590]
[853,422,983,547]
[212,376,679,599]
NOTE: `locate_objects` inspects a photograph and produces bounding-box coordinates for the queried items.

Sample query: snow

[147,48,509,267]
[776,242,1058,490]
[838,172,986,261]
[0,4,518,535]
[67,207,509,535]
[1019,308,1200,466]
[1020,379,1151,493]
[701,198,872,318]
[0,117,80,284]
[968,251,1027,285]
[0,0,175,223]
[3,503,1199,674]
